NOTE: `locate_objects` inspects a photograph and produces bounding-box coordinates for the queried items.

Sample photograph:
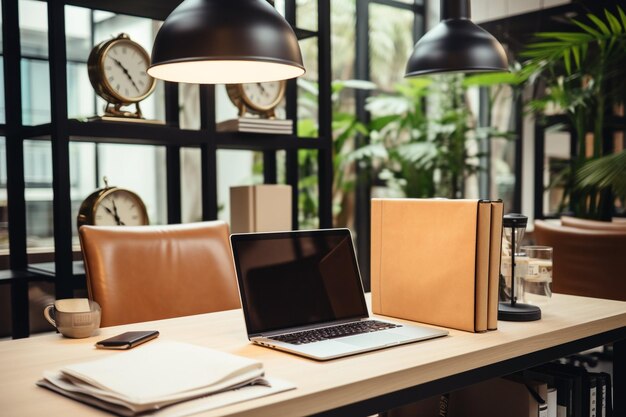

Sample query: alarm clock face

[94,189,148,226]
[241,81,285,110]
[101,39,155,103]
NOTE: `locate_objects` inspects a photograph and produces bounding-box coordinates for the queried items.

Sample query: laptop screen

[231,229,369,336]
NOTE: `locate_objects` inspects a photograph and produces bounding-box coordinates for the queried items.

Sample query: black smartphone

[95,330,159,350]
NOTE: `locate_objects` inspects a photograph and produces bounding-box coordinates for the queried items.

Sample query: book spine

[371,199,383,314]
[487,201,504,330]
[474,201,491,332]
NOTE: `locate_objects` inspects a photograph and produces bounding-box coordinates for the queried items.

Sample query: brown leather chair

[79,221,241,327]
[533,220,626,301]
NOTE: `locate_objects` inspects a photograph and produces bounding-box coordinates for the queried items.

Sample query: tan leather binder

[371,198,493,332]
[487,201,504,330]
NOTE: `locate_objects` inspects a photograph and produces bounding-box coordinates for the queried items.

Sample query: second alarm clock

[226,80,286,119]
[77,178,149,229]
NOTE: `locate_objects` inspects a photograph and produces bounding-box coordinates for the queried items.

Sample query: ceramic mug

[44,298,101,338]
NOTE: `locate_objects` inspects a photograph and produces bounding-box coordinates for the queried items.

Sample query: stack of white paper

[37,341,294,416]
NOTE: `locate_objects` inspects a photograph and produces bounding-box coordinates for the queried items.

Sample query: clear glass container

[519,245,553,305]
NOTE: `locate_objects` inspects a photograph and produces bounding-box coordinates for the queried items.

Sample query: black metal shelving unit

[533,114,626,220]
[1,0,332,338]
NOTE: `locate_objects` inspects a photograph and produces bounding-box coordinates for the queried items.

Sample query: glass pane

[64,7,95,119]
[181,147,201,223]
[488,85,516,213]
[179,84,200,130]
[217,150,261,224]
[65,6,92,62]
[296,0,318,32]
[24,140,54,250]
[298,149,318,229]
[97,144,167,225]
[331,0,356,82]
[21,58,51,125]
[369,4,414,91]
[298,37,318,138]
[543,131,571,216]
[19,0,48,58]
[70,142,96,245]
[67,62,96,119]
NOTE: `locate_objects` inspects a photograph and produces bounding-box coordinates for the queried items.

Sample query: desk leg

[615,338,625,417]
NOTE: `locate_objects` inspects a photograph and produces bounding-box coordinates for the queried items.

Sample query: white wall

[425,0,571,30]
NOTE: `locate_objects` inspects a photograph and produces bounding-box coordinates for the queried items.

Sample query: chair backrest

[79,221,241,327]
[533,220,626,301]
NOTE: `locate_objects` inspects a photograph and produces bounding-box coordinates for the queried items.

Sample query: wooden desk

[1,294,625,417]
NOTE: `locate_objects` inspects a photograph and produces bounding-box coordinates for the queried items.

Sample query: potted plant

[522,6,626,220]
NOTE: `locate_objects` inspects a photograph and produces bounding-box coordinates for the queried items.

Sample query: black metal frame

[354,0,425,290]
[311,328,626,417]
[533,114,626,220]
[1,0,332,338]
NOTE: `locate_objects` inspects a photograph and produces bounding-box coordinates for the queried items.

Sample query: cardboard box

[230,185,292,233]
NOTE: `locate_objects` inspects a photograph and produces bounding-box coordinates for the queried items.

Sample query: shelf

[64,0,318,41]
[295,28,318,40]
[21,123,53,140]
[20,120,328,150]
[28,261,85,279]
[0,269,40,284]
[215,133,327,151]
[65,0,181,21]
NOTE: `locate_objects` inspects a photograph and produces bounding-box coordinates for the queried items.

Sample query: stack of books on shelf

[37,341,294,416]
[216,117,293,135]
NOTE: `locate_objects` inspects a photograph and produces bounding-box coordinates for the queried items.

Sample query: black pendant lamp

[148,0,305,84]
[405,0,508,77]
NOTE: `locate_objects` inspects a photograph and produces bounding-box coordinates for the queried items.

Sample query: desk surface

[1,294,626,417]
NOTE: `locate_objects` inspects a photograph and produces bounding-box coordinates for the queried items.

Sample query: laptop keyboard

[269,320,402,345]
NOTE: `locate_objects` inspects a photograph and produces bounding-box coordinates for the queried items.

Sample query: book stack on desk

[370,198,504,332]
[36,341,294,416]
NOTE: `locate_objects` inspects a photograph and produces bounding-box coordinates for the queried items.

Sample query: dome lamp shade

[405,0,508,77]
[148,0,305,84]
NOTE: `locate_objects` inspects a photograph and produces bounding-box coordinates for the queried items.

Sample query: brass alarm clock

[226,80,286,118]
[77,178,149,229]
[88,33,156,119]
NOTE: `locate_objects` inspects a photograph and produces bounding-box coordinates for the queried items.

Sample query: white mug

[44,298,101,338]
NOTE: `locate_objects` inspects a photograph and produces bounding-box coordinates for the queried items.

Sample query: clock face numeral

[93,190,147,226]
[102,40,154,101]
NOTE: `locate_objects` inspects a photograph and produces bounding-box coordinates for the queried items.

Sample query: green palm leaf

[605,9,622,33]
[576,150,626,198]
[588,14,611,35]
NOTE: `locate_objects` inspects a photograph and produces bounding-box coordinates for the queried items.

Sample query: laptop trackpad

[338,331,404,348]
